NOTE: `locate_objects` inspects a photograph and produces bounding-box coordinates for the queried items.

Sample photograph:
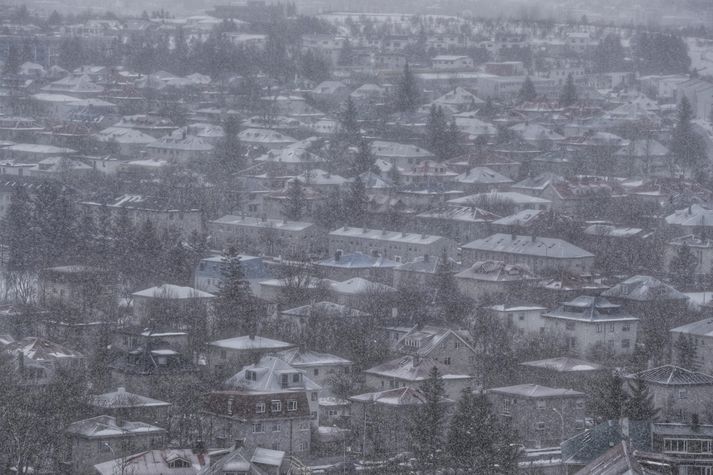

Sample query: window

[168,459,190,468]
[519,314,525,321]
[271,442,280,450]
[287,400,297,411]
[227,397,234,415]
[256,402,265,413]
[444,357,451,365]
[252,423,264,433]
[535,422,546,431]
[454,340,461,349]
[596,324,602,333]
[292,373,300,383]
[298,441,307,451]
[245,370,256,381]
[328,409,337,416]
[622,323,630,332]
[272,423,281,432]
[576,399,585,409]
[298,421,310,430]
[680,389,689,400]
[271,400,282,412]
[610,323,615,332]
[622,339,630,349]
[313,368,319,376]
[99,441,111,452]
[311,392,318,401]
[536,400,546,409]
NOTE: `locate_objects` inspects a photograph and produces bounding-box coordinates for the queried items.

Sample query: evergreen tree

[112,206,136,279]
[352,138,375,175]
[337,38,354,66]
[589,371,627,421]
[395,62,420,112]
[410,366,447,470]
[134,219,162,288]
[445,119,463,159]
[559,73,578,107]
[669,242,698,288]
[282,179,306,221]
[215,116,244,174]
[4,186,35,270]
[623,377,660,421]
[344,175,368,226]
[480,96,496,118]
[338,96,360,145]
[447,390,519,472]
[427,104,449,161]
[519,75,537,102]
[431,249,465,323]
[4,43,20,75]
[674,333,697,370]
[671,96,706,171]
[214,249,259,336]
[170,27,189,76]
[32,181,77,267]
[593,34,624,73]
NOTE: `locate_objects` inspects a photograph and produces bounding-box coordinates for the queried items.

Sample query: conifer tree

[519,75,537,102]
[4,186,35,270]
[410,366,448,470]
[623,377,660,421]
[338,96,360,145]
[669,242,698,288]
[671,96,706,171]
[395,62,420,112]
[480,96,496,118]
[214,248,258,336]
[674,333,697,370]
[352,138,375,175]
[427,104,449,161]
[215,115,244,174]
[589,371,628,421]
[345,175,368,226]
[134,219,162,287]
[447,390,519,472]
[559,73,577,107]
[282,179,306,221]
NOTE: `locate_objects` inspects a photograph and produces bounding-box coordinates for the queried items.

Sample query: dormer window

[292,373,300,383]
[245,370,257,381]
[168,459,190,468]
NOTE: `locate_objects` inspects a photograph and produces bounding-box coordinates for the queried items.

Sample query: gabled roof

[665,204,713,227]
[394,325,474,357]
[4,337,84,361]
[365,355,472,382]
[602,275,687,302]
[455,166,513,185]
[544,296,638,323]
[512,172,564,192]
[455,260,537,282]
[95,449,211,475]
[574,441,647,475]
[463,233,594,259]
[223,355,320,393]
[280,301,369,318]
[629,365,713,386]
[349,386,452,406]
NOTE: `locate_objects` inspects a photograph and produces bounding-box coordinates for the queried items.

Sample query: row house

[461,233,595,274]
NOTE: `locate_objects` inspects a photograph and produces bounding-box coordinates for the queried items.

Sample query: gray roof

[671,317,713,337]
[520,357,605,373]
[630,365,713,386]
[544,296,639,323]
[488,383,584,399]
[463,233,594,259]
[602,275,687,302]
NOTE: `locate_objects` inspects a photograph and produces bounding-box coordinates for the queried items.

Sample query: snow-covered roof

[602,275,687,302]
[208,335,293,351]
[89,387,172,409]
[455,166,513,185]
[365,355,471,382]
[132,284,215,299]
[520,357,604,373]
[223,355,320,392]
[330,277,395,295]
[463,233,593,259]
[329,226,446,245]
[211,214,315,231]
[488,383,584,399]
[275,347,352,367]
[4,337,84,361]
[66,415,165,439]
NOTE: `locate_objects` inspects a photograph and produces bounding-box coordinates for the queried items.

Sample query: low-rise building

[485,304,549,336]
[543,296,639,357]
[205,335,294,374]
[462,233,595,274]
[487,384,586,449]
[328,226,456,263]
[455,260,538,300]
[3,336,86,385]
[671,319,713,375]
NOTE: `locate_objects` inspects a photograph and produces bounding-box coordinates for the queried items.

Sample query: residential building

[485,304,549,336]
[65,415,166,474]
[626,365,713,423]
[274,347,353,389]
[519,357,607,393]
[205,335,294,374]
[543,296,639,357]
[462,233,595,273]
[349,387,453,457]
[3,337,86,385]
[131,283,215,324]
[386,325,476,376]
[94,448,211,475]
[665,234,713,276]
[455,260,538,300]
[487,384,586,449]
[328,226,456,263]
[315,251,399,284]
[208,215,325,257]
[432,55,474,70]
[87,386,172,425]
[194,255,271,294]
[203,356,317,453]
[671,319,713,374]
[364,355,474,399]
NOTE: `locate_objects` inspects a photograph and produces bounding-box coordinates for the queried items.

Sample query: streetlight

[552,407,564,443]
